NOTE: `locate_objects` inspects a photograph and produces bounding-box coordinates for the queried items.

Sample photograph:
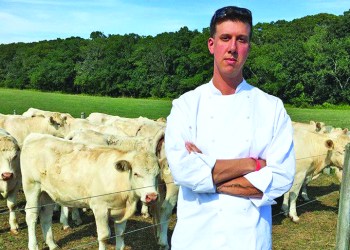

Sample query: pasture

[0,88,350,128]
[0,88,349,249]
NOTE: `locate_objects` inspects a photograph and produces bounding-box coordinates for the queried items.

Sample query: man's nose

[228,41,237,53]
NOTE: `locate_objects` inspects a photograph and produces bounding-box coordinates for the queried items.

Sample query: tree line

[0,10,349,106]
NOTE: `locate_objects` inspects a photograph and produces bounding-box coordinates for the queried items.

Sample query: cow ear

[115,160,131,172]
[325,139,334,149]
[49,116,55,125]
[316,122,322,131]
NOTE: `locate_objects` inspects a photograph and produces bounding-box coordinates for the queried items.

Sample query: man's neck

[212,75,243,95]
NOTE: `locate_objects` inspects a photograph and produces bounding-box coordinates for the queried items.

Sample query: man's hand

[216,177,263,198]
[185,142,202,154]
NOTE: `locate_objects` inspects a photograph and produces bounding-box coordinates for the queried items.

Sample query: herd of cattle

[0,108,349,250]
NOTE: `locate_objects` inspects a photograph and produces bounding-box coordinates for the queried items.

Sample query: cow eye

[134,172,140,177]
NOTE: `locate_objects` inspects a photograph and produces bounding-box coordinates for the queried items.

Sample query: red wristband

[253,158,261,171]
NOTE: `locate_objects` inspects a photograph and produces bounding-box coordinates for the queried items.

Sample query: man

[165,6,296,250]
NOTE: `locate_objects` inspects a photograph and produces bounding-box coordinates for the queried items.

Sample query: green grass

[0,88,172,120]
[286,107,350,129]
[0,88,349,129]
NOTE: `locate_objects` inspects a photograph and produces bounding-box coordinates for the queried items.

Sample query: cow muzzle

[144,192,158,205]
[1,172,14,181]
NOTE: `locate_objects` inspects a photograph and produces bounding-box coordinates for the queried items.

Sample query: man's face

[208,20,251,82]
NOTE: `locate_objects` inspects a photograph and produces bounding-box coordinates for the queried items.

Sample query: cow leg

[53,203,60,212]
[7,183,20,235]
[300,181,310,201]
[288,171,306,223]
[114,220,127,250]
[300,174,314,201]
[40,193,58,249]
[281,192,290,216]
[60,205,71,230]
[332,167,343,183]
[23,182,41,250]
[92,207,110,250]
[72,207,83,226]
[158,184,178,250]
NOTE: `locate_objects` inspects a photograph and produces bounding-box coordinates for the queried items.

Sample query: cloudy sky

[0,0,349,44]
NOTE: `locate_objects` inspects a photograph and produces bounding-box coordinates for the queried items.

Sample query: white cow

[22,107,74,121]
[292,122,349,202]
[67,129,177,249]
[86,112,124,125]
[292,120,326,133]
[0,128,21,235]
[86,112,166,138]
[64,118,129,138]
[59,128,163,229]
[0,114,69,147]
[21,133,159,250]
[282,128,349,222]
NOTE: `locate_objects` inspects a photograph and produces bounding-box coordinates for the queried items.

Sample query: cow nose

[1,172,13,181]
[145,192,158,204]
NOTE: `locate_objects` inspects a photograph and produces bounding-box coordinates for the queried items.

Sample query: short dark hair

[210,6,253,39]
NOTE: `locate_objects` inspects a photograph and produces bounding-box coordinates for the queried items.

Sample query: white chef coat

[165,79,296,250]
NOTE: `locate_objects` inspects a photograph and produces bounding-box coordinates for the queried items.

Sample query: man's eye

[220,36,230,41]
[238,37,249,43]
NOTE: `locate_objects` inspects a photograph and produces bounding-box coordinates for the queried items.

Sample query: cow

[22,107,74,122]
[86,112,123,125]
[292,120,326,133]
[58,128,163,229]
[86,113,154,126]
[282,128,349,222]
[0,128,21,235]
[86,112,166,138]
[21,133,159,250]
[0,114,69,147]
[64,118,129,138]
[292,122,349,203]
[66,128,177,249]
[21,109,129,139]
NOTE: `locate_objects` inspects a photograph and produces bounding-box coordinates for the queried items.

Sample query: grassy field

[0,88,350,128]
[0,88,172,120]
[0,88,349,249]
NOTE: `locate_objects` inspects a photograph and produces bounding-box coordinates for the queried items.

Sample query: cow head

[47,115,70,138]
[328,135,350,169]
[115,151,159,205]
[0,133,21,195]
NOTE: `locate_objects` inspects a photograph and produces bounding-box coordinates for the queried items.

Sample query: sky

[0,0,349,44]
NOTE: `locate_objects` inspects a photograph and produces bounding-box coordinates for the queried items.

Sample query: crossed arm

[185,142,266,198]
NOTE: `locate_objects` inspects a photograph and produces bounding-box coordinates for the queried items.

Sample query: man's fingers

[185,142,202,153]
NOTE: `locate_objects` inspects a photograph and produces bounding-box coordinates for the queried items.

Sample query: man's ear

[208,37,214,54]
